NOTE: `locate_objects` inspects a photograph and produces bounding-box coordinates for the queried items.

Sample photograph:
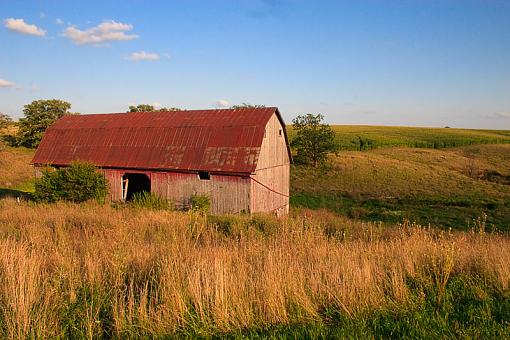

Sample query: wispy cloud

[215,99,230,108]
[494,112,510,118]
[483,112,510,119]
[55,18,64,25]
[3,18,46,36]
[39,12,46,19]
[62,20,138,46]
[0,78,17,88]
[126,51,160,61]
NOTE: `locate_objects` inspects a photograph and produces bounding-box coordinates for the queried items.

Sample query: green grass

[287,125,510,150]
[291,145,510,230]
[204,275,510,339]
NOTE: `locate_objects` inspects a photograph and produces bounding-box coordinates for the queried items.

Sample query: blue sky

[1,0,509,128]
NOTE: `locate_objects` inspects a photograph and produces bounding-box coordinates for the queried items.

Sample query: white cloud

[495,112,510,118]
[484,112,510,119]
[3,18,46,36]
[62,20,138,45]
[55,18,64,25]
[0,79,17,88]
[126,51,160,61]
[39,12,46,19]
[215,99,230,108]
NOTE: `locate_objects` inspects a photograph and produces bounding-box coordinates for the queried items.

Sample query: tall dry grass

[0,199,508,337]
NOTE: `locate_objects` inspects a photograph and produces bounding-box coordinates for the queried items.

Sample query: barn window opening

[279,129,283,136]
[122,173,151,201]
[198,171,210,180]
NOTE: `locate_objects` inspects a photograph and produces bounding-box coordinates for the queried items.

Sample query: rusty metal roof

[32,107,291,174]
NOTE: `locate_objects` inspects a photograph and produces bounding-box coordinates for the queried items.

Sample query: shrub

[131,191,173,210]
[190,194,210,213]
[34,161,107,203]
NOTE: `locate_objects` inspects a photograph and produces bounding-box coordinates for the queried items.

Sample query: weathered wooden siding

[102,169,250,215]
[256,114,290,170]
[251,113,290,215]
[102,169,123,201]
[250,165,289,215]
[152,172,250,214]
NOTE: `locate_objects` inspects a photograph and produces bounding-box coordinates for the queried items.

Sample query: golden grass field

[0,199,508,338]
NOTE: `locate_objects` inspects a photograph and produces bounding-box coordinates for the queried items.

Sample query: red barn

[32,107,292,215]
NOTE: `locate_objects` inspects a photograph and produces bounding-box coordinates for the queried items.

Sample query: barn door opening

[122,173,151,201]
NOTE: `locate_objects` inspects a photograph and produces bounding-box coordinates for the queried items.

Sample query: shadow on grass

[0,188,33,200]
[0,134,17,147]
[290,193,510,231]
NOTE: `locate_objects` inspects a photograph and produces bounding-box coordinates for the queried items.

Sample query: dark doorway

[122,173,151,201]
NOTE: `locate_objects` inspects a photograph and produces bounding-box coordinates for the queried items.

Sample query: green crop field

[288,125,510,150]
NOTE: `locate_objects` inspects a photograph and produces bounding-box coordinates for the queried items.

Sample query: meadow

[291,144,510,230]
[0,200,509,338]
[0,124,509,337]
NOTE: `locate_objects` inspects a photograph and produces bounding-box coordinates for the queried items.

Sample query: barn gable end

[250,112,291,215]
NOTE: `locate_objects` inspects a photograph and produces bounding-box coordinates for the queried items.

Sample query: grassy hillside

[288,125,510,150]
[0,200,508,338]
[0,127,34,195]
[292,144,510,230]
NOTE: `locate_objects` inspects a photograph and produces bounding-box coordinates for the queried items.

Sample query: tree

[128,104,156,112]
[34,161,108,203]
[128,104,182,112]
[290,113,339,167]
[16,99,76,148]
[230,103,266,109]
[0,113,12,129]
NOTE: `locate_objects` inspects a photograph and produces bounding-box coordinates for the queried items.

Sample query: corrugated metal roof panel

[32,107,290,173]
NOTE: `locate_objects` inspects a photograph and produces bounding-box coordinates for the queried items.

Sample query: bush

[34,162,107,203]
[131,191,173,210]
[190,194,210,213]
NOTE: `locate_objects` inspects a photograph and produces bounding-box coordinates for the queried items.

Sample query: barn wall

[251,113,290,215]
[152,172,250,214]
[102,169,125,201]
[250,165,289,215]
[256,113,290,170]
[102,169,250,215]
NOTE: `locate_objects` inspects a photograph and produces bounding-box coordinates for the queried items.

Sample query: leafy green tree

[128,104,182,112]
[16,99,76,148]
[34,161,108,203]
[0,113,13,129]
[290,113,339,167]
[230,103,266,109]
[128,104,155,112]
